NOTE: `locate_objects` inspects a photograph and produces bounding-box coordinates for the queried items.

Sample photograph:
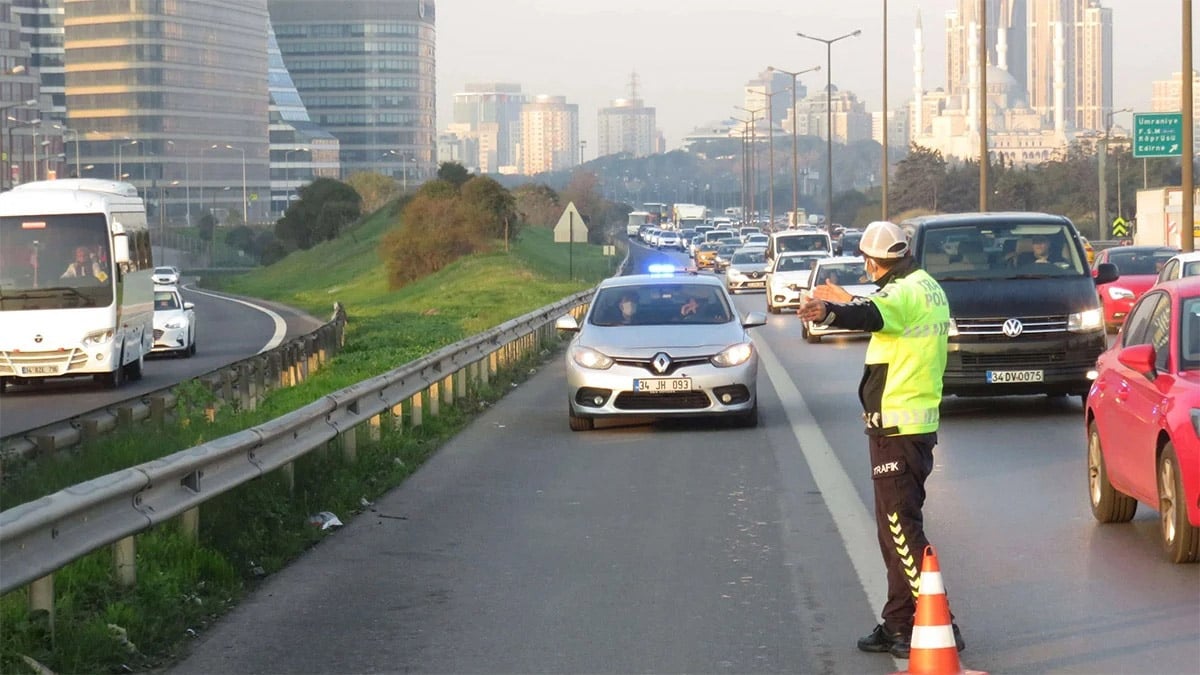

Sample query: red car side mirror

[1117,343,1157,378]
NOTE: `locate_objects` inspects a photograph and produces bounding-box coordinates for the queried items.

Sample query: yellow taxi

[1080,236,1095,266]
[694,242,720,269]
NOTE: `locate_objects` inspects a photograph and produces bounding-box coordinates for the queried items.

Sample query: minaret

[1053,20,1065,133]
[967,20,979,134]
[997,21,1008,71]
[913,10,924,136]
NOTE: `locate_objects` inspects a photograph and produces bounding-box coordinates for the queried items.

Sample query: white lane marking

[757,339,892,634]
[182,284,289,353]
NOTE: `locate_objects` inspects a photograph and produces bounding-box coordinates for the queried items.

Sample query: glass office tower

[269,0,436,182]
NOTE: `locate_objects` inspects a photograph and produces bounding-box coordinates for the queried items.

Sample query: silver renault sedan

[555,269,766,431]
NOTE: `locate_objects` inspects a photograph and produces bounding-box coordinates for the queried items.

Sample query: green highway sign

[1133,112,1183,158]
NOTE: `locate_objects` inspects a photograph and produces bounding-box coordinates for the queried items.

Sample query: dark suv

[901,212,1118,399]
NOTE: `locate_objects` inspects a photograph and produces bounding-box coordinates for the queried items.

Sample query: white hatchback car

[766,251,830,314]
[152,284,196,356]
[555,270,766,430]
[799,256,876,343]
[151,266,180,285]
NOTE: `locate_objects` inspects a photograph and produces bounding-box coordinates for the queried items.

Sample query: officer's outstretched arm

[820,297,884,332]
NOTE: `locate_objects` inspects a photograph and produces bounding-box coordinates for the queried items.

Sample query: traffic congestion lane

[0,284,320,437]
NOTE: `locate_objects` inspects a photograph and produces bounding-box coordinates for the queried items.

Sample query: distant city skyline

[438,0,1198,151]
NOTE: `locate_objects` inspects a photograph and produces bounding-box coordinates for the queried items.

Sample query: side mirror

[554,315,580,332]
[111,222,131,265]
[1093,262,1119,285]
[1116,343,1156,379]
[742,311,767,328]
[183,302,195,310]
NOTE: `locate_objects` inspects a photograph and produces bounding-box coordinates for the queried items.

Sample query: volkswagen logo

[1002,318,1024,338]
[652,352,672,374]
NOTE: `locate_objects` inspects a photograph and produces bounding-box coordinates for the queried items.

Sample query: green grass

[0,209,616,674]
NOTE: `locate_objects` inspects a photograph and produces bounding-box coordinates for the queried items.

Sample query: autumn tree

[512,183,560,228]
[346,171,400,215]
[460,175,520,241]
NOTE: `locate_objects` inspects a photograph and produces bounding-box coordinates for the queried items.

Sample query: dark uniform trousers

[869,431,944,634]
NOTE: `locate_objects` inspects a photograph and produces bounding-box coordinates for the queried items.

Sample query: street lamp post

[5,115,39,188]
[0,98,37,190]
[117,140,138,182]
[734,106,763,223]
[768,66,820,228]
[216,144,247,223]
[284,147,306,211]
[755,88,792,229]
[797,28,861,232]
[51,124,81,177]
[1100,107,1132,237]
[732,118,752,221]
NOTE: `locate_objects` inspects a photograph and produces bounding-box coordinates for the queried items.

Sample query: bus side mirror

[111,221,131,264]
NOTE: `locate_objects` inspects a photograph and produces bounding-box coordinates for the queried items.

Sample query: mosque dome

[984,65,1028,109]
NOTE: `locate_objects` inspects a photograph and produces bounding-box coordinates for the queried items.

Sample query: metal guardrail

[1,305,347,463]
[0,289,594,595]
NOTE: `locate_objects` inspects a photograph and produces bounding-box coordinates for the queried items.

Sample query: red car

[1085,276,1200,563]
[1093,245,1179,332]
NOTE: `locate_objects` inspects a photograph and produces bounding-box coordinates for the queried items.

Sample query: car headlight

[1106,286,1135,301]
[711,342,754,367]
[82,329,115,346]
[1067,308,1103,333]
[947,318,959,337]
[569,345,614,370]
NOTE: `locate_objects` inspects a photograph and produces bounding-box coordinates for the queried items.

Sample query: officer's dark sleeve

[820,296,885,332]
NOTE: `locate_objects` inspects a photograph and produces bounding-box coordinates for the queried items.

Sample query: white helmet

[859,220,909,259]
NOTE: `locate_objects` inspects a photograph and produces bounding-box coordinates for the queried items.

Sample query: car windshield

[1106,249,1177,275]
[1183,297,1200,371]
[774,256,817,272]
[776,233,829,252]
[717,244,738,256]
[155,291,180,310]
[919,222,1088,280]
[1185,261,1200,277]
[815,262,867,285]
[590,283,733,326]
[731,250,765,264]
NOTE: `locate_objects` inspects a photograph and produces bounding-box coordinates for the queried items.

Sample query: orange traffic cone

[892,545,987,675]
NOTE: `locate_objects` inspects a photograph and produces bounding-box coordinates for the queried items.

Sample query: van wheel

[126,351,144,381]
[100,355,125,389]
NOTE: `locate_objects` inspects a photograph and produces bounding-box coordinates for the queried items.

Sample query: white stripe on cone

[911,624,958,649]
[919,570,944,595]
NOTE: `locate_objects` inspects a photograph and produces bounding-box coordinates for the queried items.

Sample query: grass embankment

[0,211,614,674]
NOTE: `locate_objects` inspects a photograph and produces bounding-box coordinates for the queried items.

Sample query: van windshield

[919,222,1087,281]
[0,214,114,310]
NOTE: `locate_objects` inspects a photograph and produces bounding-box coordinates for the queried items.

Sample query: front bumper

[565,357,758,420]
[942,330,1105,396]
[727,276,767,292]
[152,326,189,353]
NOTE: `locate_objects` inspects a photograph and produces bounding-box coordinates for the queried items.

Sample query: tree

[512,183,560,228]
[198,212,216,242]
[437,161,472,189]
[460,175,519,240]
[275,177,361,249]
[891,144,947,213]
[381,192,481,287]
[560,171,607,242]
[346,171,399,215]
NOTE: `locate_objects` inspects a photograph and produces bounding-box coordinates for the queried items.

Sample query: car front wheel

[1158,443,1199,563]
[568,403,594,432]
[1087,421,1137,523]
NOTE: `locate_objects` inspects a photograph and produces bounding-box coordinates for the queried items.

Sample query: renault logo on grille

[652,352,672,374]
[1002,318,1024,338]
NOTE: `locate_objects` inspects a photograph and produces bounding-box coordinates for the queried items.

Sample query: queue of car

[150,267,197,358]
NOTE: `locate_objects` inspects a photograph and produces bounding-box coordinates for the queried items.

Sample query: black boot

[857,624,905,653]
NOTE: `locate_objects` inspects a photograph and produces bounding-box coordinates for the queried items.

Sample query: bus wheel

[100,352,125,389]
[126,351,144,381]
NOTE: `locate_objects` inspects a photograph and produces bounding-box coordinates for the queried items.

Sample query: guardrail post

[281,462,295,494]
[255,356,267,407]
[221,369,234,404]
[113,536,136,588]
[181,508,199,542]
[150,395,167,427]
[481,353,491,386]
[489,350,498,379]
[81,418,101,444]
[343,423,357,463]
[35,434,55,456]
[117,405,135,429]
[29,575,54,635]
[369,413,382,442]
[390,401,404,435]
[442,374,454,405]
[429,381,439,417]
[455,367,466,401]
[237,364,252,411]
[410,391,423,427]
[307,336,318,375]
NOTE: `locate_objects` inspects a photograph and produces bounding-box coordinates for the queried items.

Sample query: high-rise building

[1027,0,1111,132]
[597,98,656,159]
[945,1,1029,105]
[64,1,271,222]
[1,0,41,189]
[11,0,63,117]
[792,86,873,145]
[520,95,578,175]
[270,0,436,182]
[267,23,339,218]
[744,69,795,132]
[451,82,526,173]
[1151,70,1200,150]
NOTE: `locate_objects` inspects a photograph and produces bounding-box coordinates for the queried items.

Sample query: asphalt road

[0,283,324,437]
[169,243,1199,674]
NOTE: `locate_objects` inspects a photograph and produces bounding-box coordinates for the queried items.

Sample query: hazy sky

[437,1,1196,150]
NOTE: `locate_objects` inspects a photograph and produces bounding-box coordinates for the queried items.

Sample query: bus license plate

[634,377,692,393]
[986,370,1044,383]
[22,365,60,375]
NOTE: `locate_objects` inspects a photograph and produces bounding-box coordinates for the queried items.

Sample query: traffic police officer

[799,220,964,659]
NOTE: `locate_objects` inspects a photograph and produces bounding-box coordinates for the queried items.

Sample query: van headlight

[569,345,614,370]
[82,329,115,346]
[711,342,754,367]
[1067,308,1103,333]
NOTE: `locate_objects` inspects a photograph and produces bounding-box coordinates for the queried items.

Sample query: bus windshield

[0,213,114,310]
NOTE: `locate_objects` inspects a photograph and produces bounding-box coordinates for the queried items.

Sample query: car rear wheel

[1157,443,1199,563]
[1087,421,1137,523]
[568,404,594,432]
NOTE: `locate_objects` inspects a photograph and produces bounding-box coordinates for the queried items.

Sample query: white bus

[0,179,154,392]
